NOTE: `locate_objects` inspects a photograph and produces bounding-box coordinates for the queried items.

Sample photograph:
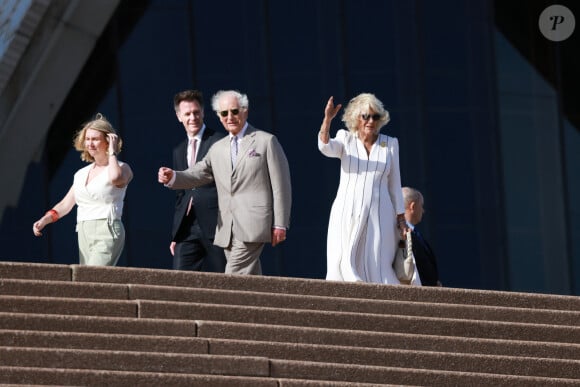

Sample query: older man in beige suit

[158,90,292,275]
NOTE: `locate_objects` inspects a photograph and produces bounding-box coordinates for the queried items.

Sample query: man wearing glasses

[158,90,291,275]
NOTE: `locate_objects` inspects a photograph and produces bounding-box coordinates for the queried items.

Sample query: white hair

[211,90,249,112]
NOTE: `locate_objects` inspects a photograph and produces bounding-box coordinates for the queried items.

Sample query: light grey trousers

[76,219,124,266]
[223,237,264,275]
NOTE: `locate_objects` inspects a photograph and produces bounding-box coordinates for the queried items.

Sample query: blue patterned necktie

[231,135,238,166]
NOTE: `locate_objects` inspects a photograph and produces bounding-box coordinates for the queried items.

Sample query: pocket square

[248,149,260,157]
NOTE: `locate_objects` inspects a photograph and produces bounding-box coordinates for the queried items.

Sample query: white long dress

[319,129,405,284]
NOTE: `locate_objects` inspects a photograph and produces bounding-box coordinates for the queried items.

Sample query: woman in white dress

[32,113,133,266]
[318,94,407,284]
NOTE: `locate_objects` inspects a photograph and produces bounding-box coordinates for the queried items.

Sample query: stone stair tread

[270,359,580,386]
[5,280,580,325]
[70,264,580,311]
[0,346,270,377]
[0,329,208,353]
[0,262,71,281]
[138,300,580,343]
[208,338,580,379]
[1,347,578,386]
[3,297,579,344]
[4,319,580,361]
[3,329,578,378]
[198,320,580,359]
[0,278,128,299]
[0,295,136,317]
[1,262,580,385]
[0,312,196,336]
[128,283,580,325]
[0,366,280,387]
[5,261,580,310]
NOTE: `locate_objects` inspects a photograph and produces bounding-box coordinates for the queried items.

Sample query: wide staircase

[1,261,580,386]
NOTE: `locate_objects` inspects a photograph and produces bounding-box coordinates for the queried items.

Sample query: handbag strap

[405,231,413,257]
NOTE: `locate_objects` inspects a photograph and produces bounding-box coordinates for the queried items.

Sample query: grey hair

[211,90,249,112]
[402,186,423,208]
[341,93,390,133]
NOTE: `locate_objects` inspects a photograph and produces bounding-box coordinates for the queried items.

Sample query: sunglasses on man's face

[361,113,382,121]
[219,109,240,117]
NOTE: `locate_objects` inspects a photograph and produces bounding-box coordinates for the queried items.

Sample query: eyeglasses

[219,109,241,117]
[361,113,382,121]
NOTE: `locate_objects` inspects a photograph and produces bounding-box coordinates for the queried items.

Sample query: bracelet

[46,209,59,222]
[319,131,329,135]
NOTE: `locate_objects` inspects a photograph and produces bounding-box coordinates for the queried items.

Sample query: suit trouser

[173,237,226,272]
[173,211,226,272]
[224,237,264,275]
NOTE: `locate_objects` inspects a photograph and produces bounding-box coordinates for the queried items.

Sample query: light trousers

[224,237,264,275]
[77,219,124,266]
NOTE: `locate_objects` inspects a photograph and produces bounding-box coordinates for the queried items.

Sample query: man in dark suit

[402,187,442,286]
[168,90,226,272]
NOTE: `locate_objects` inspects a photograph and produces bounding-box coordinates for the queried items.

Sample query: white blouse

[73,162,127,223]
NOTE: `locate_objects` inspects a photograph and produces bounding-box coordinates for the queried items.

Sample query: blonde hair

[341,93,390,133]
[73,113,122,162]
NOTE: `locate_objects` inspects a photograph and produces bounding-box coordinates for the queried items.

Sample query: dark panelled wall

[2,0,578,295]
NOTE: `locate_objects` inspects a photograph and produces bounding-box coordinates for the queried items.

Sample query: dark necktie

[415,229,431,253]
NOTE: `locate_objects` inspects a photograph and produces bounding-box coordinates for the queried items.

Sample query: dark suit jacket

[411,229,440,286]
[171,127,225,241]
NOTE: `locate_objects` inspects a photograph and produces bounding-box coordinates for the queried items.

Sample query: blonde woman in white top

[33,113,133,266]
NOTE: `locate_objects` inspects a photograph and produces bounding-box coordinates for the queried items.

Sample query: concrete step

[269,359,580,386]
[0,262,71,281]
[69,264,580,311]
[138,300,580,344]
[1,347,577,386]
[3,328,578,379]
[6,293,575,346]
[197,320,580,360]
[5,279,580,327]
[0,367,395,387]
[2,261,580,385]
[0,346,270,377]
[0,312,196,337]
[0,366,279,387]
[3,261,580,312]
[0,278,127,299]
[4,321,579,367]
[209,338,580,379]
[0,295,136,317]
[0,329,208,354]
[129,284,580,326]
[5,320,579,366]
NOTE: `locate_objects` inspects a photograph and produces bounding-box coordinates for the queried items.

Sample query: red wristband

[46,209,59,222]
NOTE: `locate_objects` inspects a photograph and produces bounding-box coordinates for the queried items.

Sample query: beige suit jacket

[173,125,292,247]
